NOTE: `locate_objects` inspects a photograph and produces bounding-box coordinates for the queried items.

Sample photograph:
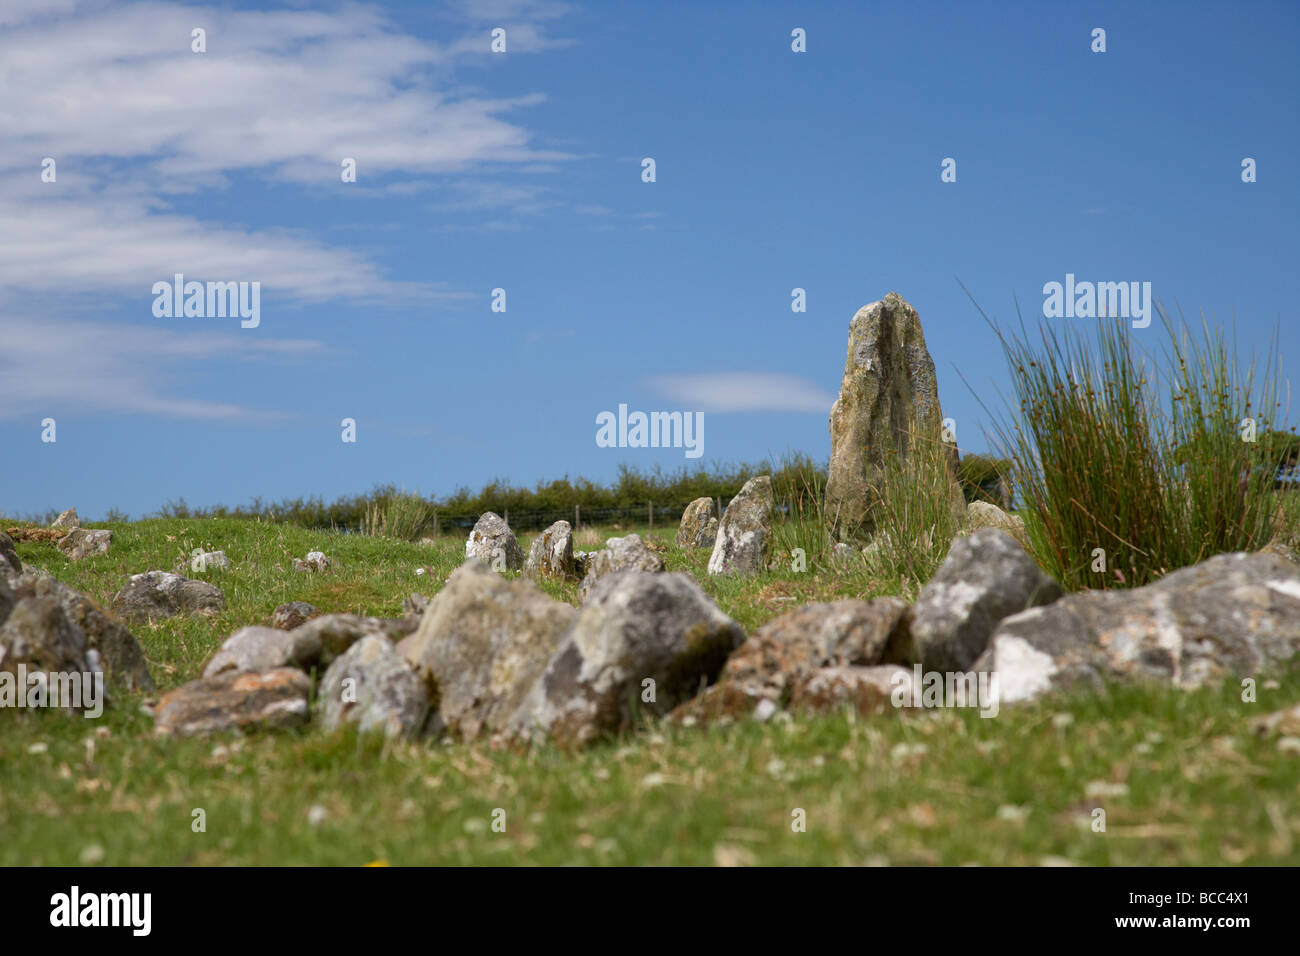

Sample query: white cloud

[0,315,327,422]
[646,372,837,414]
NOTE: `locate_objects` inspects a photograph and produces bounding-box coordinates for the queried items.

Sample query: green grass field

[2,517,1298,865]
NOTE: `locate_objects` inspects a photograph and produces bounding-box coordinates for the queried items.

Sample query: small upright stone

[707,476,774,576]
[271,601,320,630]
[676,497,718,549]
[577,533,665,601]
[465,513,524,571]
[58,529,112,562]
[525,520,577,580]
[51,508,80,529]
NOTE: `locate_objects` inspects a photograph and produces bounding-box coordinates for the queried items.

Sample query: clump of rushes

[969,291,1299,590]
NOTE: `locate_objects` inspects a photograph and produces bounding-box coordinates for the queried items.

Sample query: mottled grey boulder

[578,533,665,601]
[976,552,1300,704]
[511,571,744,745]
[57,528,112,561]
[318,635,430,738]
[152,668,311,737]
[190,549,231,572]
[51,508,79,529]
[202,625,322,678]
[292,551,331,572]
[677,497,718,549]
[0,532,23,578]
[270,601,319,630]
[824,292,962,541]
[789,664,916,714]
[11,570,153,691]
[965,501,1029,548]
[0,597,92,707]
[289,613,412,669]
[525,520,577,580]
[908,529,1062,672]
[465,513,523,571]
[112,571,224,623]
[404,561,577,740]
[707,476,774,576]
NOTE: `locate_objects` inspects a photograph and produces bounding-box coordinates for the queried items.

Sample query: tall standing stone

[824,292,959,541]
[707,476,774,576]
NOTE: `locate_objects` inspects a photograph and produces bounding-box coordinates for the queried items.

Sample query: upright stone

[707,476,774,576]
[824,292,960,541]
[465,512,524,571]
[676,497,718,549]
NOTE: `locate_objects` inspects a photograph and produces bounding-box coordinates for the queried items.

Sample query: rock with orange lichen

[152,668,311,736]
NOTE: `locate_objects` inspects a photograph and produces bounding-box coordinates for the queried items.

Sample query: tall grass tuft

[974,295,1299,590]
[364,490,435,542]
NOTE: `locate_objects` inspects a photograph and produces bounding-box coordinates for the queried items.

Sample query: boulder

[0,532,22,577]
[465,513,523,571]
[0,598,92,705]
[511,570,745,745]
[51,508,79,529]
[270,601,320,630]
[707,476,774,576]
[578,533,665,601]
[202,625,322,678]
[524,520,577,580]
[292,551,331,572]
[908,529,1062,672]
[111,571,224,623]
[824,292,961,541]
[318,635,430,739]
[290,613,413,669]
[676,498,718,549]
[152,668,311,737]
[402,593,431,618]
[976,552,1300,704]
[190,549,231,572]
[966,501,1029,547]
[403,561,577,740]
[10,570,154,691]
[788,664,915,714]
[57,528,112,561]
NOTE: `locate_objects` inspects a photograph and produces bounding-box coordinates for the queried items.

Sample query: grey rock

[707,475,774,576]
[111,571,224,623]
[318,635,429,738]
[190,549,231,572]
[578,533,665,601]
[909,529,1062,672]
[465,513,523,571]
[402,593,431,617]
[289,613,411,670]
[51,508,80,529]
[270,601,320,630]
[57,528,112,562]
[824,292,962,541]
[511,570,744,745]
[404,561,577,740]
[525,520,577,580]
[202,625,322,678]
[976,552,1300,704]
[965,501,1029,547]
[677,497,718,549]
[292,551,331,572]
[152,668,311,737]
[0,532,22,577]
[0,597,92,711]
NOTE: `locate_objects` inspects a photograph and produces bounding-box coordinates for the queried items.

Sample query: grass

[3,515,1299,864]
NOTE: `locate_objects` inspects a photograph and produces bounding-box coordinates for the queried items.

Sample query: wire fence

[403,498,738,536]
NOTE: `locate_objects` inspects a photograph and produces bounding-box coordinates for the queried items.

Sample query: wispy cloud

[646,372,836,414]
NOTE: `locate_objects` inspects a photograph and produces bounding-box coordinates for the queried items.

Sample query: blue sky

[2,0,1297,519]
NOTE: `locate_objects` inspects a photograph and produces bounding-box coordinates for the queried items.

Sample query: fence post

[648,501,653,529]
[433,512,439,538]
[716,496,722,519]
[575,504,580,528]
[504,508,509,528]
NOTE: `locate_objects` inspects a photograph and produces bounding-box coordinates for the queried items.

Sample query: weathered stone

[976,552,1300,704]
[789,664,915,714]
[290,613,411,669]
[0,573,14,625]
[270,601,320,630]
[152,668,311,736]
[51,508,80,529]
[966,501,1029,548]
[402,593,431,618]
[111,571,224,623]
[578,533,665,601]
[404,561,577,740]
[292,551,331,572]
[677,498,718,549]
[0,598,92,707]
[525,520,577,580]
[57,528,112,561]
[717,598,908,704]
[202,625,322,678]
[318,635,430,738]
[465,513,523,570]
[190,549,231,572]
[511,571,745,745]
[824,292,961,541]
[831,542,858,565]
[707,476,774,576]
[908,529,1062,672]
[0,532,22,578]
[11,571,154,691]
